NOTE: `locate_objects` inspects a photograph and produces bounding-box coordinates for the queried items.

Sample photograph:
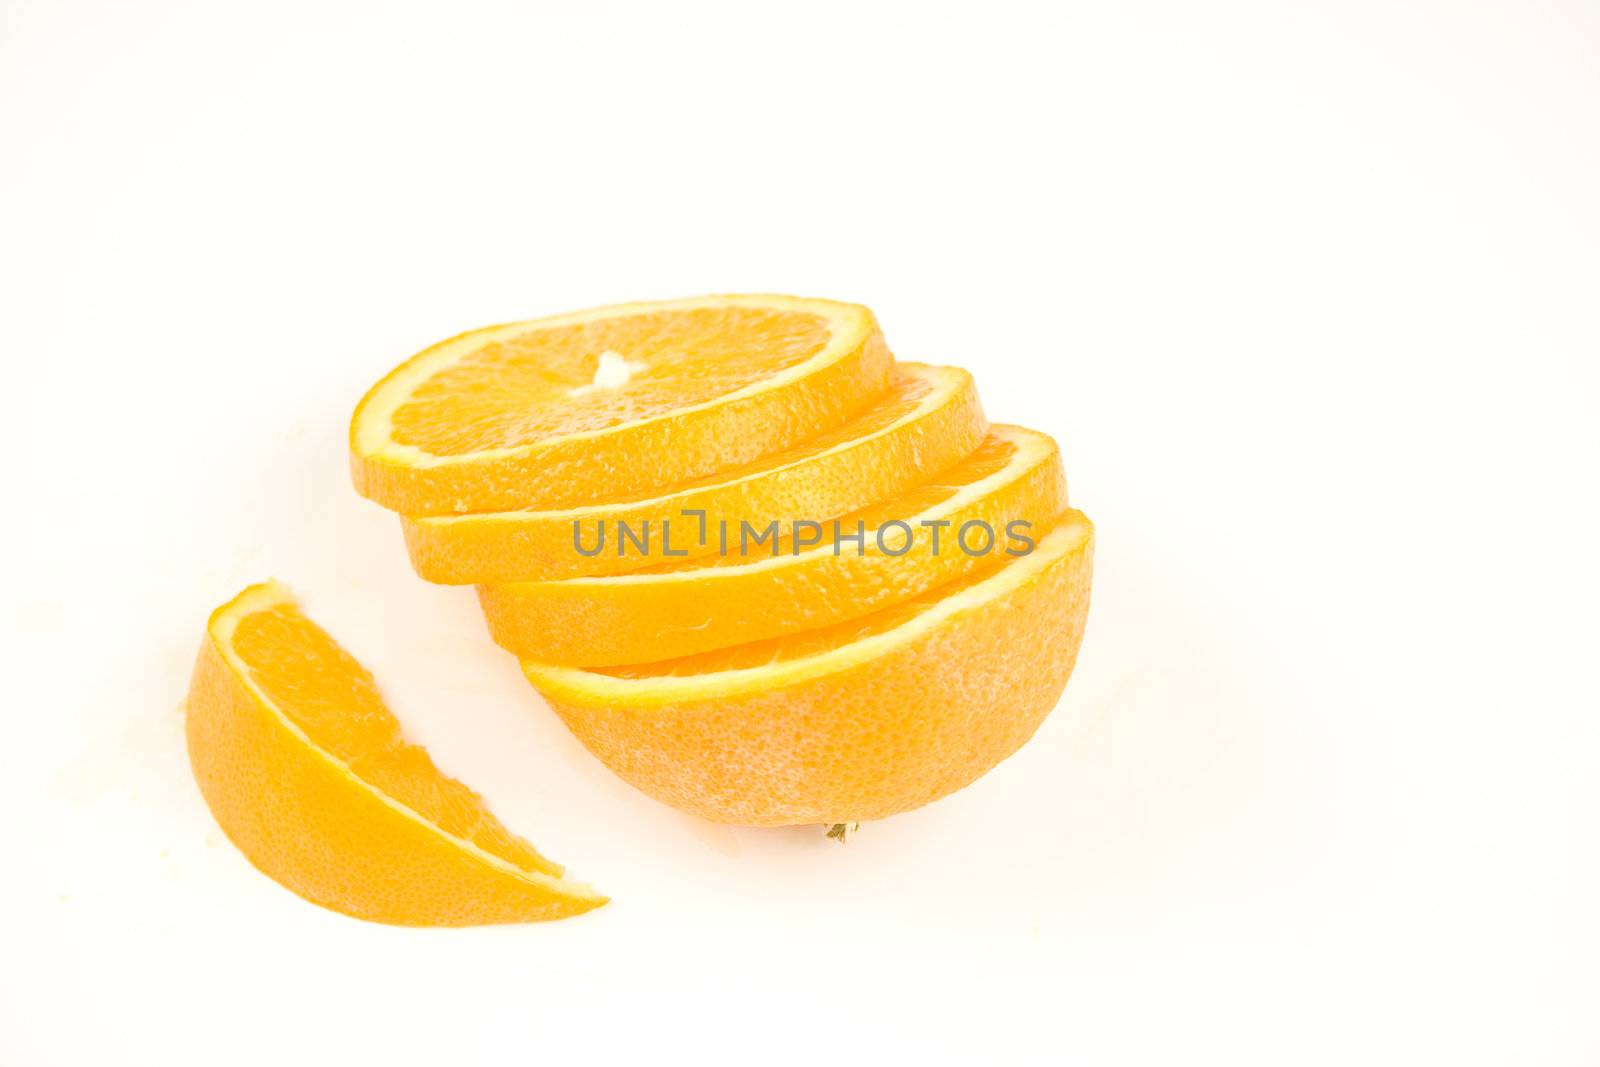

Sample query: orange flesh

[389,308,832,455]
[597,511,1066,678]
[633,431,1023,573]
[847,432,1020,524]
[571,367,938,509]
[232,604,562,878]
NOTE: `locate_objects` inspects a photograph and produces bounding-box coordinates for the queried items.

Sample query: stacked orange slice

[399,363,985,583]
[349,293,1095,827]
[478,425,1069,666]
[350,294,892,514]
[526,513,1094,825]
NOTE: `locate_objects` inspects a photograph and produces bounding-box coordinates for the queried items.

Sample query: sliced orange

[477,426,1066,666]
[401,362,987,584]
[185,582,606,925]
[350,294,891,515]
[522,511,1095,826]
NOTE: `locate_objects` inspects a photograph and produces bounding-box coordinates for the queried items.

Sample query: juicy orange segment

[522,512,1095,826]
[401,362,988,584]
[185,582,606,925]
[477,426,1067,666]
[351,294,891,515]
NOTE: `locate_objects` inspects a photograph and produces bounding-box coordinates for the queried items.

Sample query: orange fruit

[185,581,606,925]
[401,362,987,584]
[477,425,1067,666]
[350,294,891,515]
[521,511,1095,826]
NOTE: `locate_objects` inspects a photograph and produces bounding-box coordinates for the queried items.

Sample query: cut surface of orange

[185,581,606,925]
[402,362,987,584]
[351,294,892,515]
[522,511,1095,826]
[478,425,1067,666]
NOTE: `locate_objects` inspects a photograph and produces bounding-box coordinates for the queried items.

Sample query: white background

[4,1,1598,1062]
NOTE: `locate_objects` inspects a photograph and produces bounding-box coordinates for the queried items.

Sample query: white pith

[567,350,645,396]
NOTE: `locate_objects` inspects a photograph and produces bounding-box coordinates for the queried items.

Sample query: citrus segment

[477,425,1066,666]
[522,512,1095,826]
[185,581,606,925]
[351,294,891,515]
[401,362,987,584]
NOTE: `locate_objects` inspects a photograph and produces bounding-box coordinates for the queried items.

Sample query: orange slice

[522,511,1095,826]
[477,426,1066,666]
[401,362,987,584]
[350,294,891,515]
[185,582,606,925]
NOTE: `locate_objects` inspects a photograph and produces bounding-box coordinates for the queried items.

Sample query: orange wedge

[401,362,987,584]
[477,426,1067,666]
[185,582,606,925]
[351,294,891,515]
[522,511,1094,826]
